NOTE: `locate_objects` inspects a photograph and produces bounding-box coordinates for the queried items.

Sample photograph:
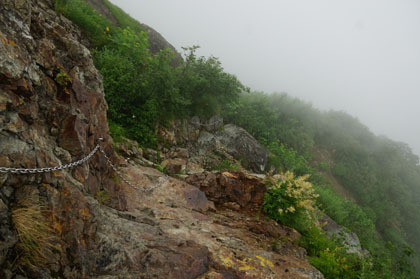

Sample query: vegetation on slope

[56,0,245,147]
[56,1,420,278]
[224,91,420,277]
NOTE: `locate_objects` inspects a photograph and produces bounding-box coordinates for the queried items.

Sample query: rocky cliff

[0,1,323,278]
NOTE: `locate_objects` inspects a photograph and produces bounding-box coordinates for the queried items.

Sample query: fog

[111,0,420,156]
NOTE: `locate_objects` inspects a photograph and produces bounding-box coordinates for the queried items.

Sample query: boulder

[215,124,269,173]
[158,118,270,173]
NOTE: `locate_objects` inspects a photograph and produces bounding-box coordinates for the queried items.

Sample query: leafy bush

[263,171,318,227]
[56,1,246,148]
[108,120,126,143]
[267,141,310,175]
[179,46,246,117]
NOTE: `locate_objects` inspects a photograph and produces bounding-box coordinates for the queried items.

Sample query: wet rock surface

[115,166,324,279]
[0,0,122,276]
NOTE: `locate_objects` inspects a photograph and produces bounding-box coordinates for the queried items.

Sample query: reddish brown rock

[59,115,86,155]
[0,0,121,276]
[186,171,266,210]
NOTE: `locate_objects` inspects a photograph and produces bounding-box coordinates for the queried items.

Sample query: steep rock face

[158,117,270,173]
[0,0,123,276]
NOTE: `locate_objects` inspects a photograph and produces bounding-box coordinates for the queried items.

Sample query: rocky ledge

[82,164,324,278]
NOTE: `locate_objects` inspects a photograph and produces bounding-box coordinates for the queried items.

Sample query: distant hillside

[85,0,182,62]
[223,91,420,275]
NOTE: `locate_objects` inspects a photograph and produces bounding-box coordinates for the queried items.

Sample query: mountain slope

[62,0,420,276]
[0,1,323,278]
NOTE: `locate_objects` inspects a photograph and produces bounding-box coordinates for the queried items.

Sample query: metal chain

[0,138,168,193]
[98,145,169,192]
[0,144,100,174]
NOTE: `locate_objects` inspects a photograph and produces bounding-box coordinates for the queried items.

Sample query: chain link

[98,145,168,192]
[0,144,100,174]
[0,139,168,193]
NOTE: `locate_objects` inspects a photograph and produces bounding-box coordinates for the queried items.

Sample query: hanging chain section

[0,144,100,174]
[0,138,168,192]
[98,143,169,192]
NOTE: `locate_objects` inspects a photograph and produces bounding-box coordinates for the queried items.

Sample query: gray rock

[158,118,269,173]
[320,213,369,257]
[215,124,269,173]
[204,114,224,132]
[197,130,216,146]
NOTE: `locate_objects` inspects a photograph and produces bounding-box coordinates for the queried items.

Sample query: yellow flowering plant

[263,171,319,225]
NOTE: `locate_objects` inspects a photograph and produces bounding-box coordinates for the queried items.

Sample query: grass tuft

[11,196,59,270]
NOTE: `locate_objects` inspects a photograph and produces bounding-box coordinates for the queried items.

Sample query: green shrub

[179,46,246,118]
[263,171,318,227]
[267,141,310,175]
[108,120,126,143]
[309,247,365,279]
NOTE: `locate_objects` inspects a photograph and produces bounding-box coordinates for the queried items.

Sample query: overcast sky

[111,0,420,157]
